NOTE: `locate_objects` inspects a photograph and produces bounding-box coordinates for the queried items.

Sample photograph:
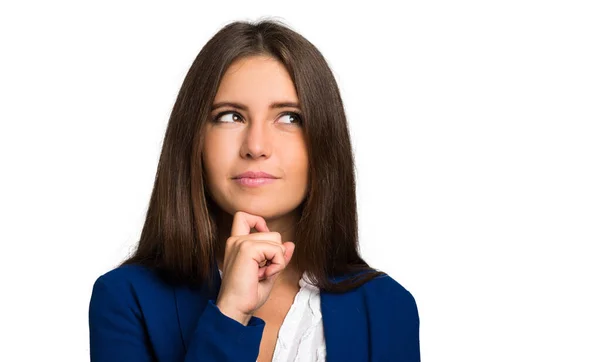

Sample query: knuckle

[233,211,247,223]
[268,232,282,243]
[226,236,237,246]
[238,239,252,252]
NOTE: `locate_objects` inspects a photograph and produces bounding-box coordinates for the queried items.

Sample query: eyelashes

[211,110,303,125]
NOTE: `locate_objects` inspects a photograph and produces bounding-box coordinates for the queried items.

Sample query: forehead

[214,56,299,105]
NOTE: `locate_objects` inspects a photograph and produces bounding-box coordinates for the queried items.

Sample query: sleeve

[393,289,420,361]
[88,276,156,361]
[183,299,265,361]
[89,275,266,362]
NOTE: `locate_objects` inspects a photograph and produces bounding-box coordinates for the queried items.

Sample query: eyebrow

[211,101,301,112]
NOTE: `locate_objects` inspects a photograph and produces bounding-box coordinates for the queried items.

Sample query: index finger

[230,211,270,236]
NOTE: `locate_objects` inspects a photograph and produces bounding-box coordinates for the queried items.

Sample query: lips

[233,177,276,187]
[233,171,278,179]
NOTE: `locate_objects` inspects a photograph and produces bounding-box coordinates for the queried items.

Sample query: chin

[234,205,279,218]
[227,201,296,220]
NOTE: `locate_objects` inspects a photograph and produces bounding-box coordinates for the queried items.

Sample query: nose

[240,120,272,159]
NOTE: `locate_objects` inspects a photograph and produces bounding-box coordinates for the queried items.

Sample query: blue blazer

[89,263,420,361]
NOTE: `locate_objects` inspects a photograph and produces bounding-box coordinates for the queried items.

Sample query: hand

[215,211,295,325]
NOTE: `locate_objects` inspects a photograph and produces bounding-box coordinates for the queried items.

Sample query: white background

[1,1,599,361]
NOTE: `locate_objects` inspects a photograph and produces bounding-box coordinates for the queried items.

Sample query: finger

[264,261,285,279]
[235,232,282,244]
[231,211,269,237]
[258,267,266,279]
[237,238,285,257]
[266,243,294,277]
[250,242,286,271]
[282,242,295,265]
[263,252,288,279]
[264,243,294,279]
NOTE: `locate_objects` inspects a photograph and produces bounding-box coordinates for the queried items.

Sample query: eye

[211,111,303,125]
[278,112,303,125]
[212,111,243,123]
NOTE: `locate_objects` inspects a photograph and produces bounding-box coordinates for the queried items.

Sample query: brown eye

[278,112,303,125]
[212,111,243,123]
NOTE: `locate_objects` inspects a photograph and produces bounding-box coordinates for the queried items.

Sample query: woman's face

[202,55,309,220]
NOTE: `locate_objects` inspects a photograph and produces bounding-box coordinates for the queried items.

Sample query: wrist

[215,301,252,326]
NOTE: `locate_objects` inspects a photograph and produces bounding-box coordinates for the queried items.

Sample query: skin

[201,54,309,313]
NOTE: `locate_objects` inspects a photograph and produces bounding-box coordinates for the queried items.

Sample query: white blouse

[218,269,327,361]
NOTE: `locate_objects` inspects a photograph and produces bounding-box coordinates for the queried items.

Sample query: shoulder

[92,263,163,294]
[93,263,163,289]
[358,271,419,322]
[361,272,416,301]
[355,272,421,359]
[89,263,173,315]
[89,265,189,360]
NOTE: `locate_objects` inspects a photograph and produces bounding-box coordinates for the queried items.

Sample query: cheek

[202,133,232,180]
[283,140,309,179]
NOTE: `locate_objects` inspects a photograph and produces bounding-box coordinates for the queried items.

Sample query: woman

[89,18,420,361]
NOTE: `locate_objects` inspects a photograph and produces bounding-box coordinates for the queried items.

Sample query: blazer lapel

[320,276,370,361]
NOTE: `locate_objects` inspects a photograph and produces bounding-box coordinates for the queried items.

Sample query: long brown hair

[121,17,386,294]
